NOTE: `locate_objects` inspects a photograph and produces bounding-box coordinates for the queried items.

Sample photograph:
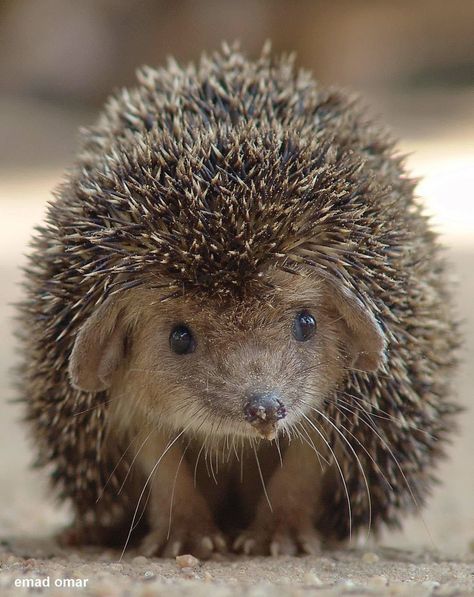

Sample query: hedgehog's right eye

[169,324,196,355]
[292,310,317,342]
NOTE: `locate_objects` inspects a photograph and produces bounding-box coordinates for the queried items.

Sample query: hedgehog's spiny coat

[20,45,458,540]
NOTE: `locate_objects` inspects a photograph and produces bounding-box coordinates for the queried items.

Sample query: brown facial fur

[72,267,381,443]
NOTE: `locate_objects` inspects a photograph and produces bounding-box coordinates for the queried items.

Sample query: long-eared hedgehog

[18,44,459,558]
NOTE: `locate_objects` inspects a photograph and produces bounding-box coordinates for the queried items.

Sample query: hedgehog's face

[69,269,386,441]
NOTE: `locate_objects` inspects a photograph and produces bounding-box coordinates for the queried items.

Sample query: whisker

[317,402,394,493]
[97,430,142,503]
[72,396,120,417]
[301,398,372,542]
[128,405,210,534]
[252,439,272,512]
[342,364,393,381]
[333,400,436,549]
[294,420,330,468]
[130,473,154,534]
[232,436,240,463]
[117,425,160,495]
[193,441,206,488]
[299,410,353,540]
[167,442,190,540]
[274,434,283,468]
[331,389,438,440]
[119,423,191,560]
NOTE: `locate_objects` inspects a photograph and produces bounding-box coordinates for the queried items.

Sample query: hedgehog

[18,43,459,558]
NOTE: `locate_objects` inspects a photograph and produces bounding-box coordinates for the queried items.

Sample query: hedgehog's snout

[244,391,287,440]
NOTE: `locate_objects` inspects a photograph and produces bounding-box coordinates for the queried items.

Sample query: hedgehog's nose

[244,391,286,439]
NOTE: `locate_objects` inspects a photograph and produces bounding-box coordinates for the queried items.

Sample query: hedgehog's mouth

[252,423,278,441]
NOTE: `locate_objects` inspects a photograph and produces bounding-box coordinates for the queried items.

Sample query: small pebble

[74,564,92,575]
[421,580,440,590]
[99,551,114,561]
[180,566,198,579]
[109,563,123,572]
[303,570,323,586]
[203,571,213,581]
[387,582,413,595]
[132,555,149,565]
[343,579,356,588]
[362,551,380,564]
[436,585,462,597]
[319,557,336,569]
[176,554,200,568]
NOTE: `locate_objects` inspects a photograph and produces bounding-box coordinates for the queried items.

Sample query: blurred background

[0,0,472,554]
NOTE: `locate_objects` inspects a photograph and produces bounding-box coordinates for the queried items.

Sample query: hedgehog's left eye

[292,311,317,342]
[169,324,196,355]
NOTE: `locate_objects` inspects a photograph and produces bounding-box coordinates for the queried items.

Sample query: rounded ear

[327,280,387,373]
[68,296,126,392]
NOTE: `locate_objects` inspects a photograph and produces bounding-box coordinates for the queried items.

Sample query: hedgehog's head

[68,266,386,442]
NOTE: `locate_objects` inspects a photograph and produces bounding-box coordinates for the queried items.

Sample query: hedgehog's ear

[327,280,387,372]
[69,296,126,392]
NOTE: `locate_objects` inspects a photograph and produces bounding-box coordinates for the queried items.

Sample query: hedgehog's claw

[141,526,227,559]
[233,524,321,556]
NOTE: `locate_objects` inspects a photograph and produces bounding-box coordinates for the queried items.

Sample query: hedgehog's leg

[233,437,323,556]
[138,429,227,559]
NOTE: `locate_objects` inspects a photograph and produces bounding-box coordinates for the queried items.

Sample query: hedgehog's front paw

[233,518,321,556]
[141,519,227,559]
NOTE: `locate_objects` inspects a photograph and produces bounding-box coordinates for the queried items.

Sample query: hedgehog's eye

[292,311,317,342]
[169,324,196,355]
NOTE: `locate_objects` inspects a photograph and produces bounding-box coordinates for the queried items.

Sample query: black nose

[244,391,287,428]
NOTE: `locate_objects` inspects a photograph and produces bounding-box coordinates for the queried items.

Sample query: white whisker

[299,410,353,540]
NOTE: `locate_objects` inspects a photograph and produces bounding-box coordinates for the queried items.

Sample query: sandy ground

[0,139,473,595]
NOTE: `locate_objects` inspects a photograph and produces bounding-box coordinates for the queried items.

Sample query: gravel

[0,539,473,596]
